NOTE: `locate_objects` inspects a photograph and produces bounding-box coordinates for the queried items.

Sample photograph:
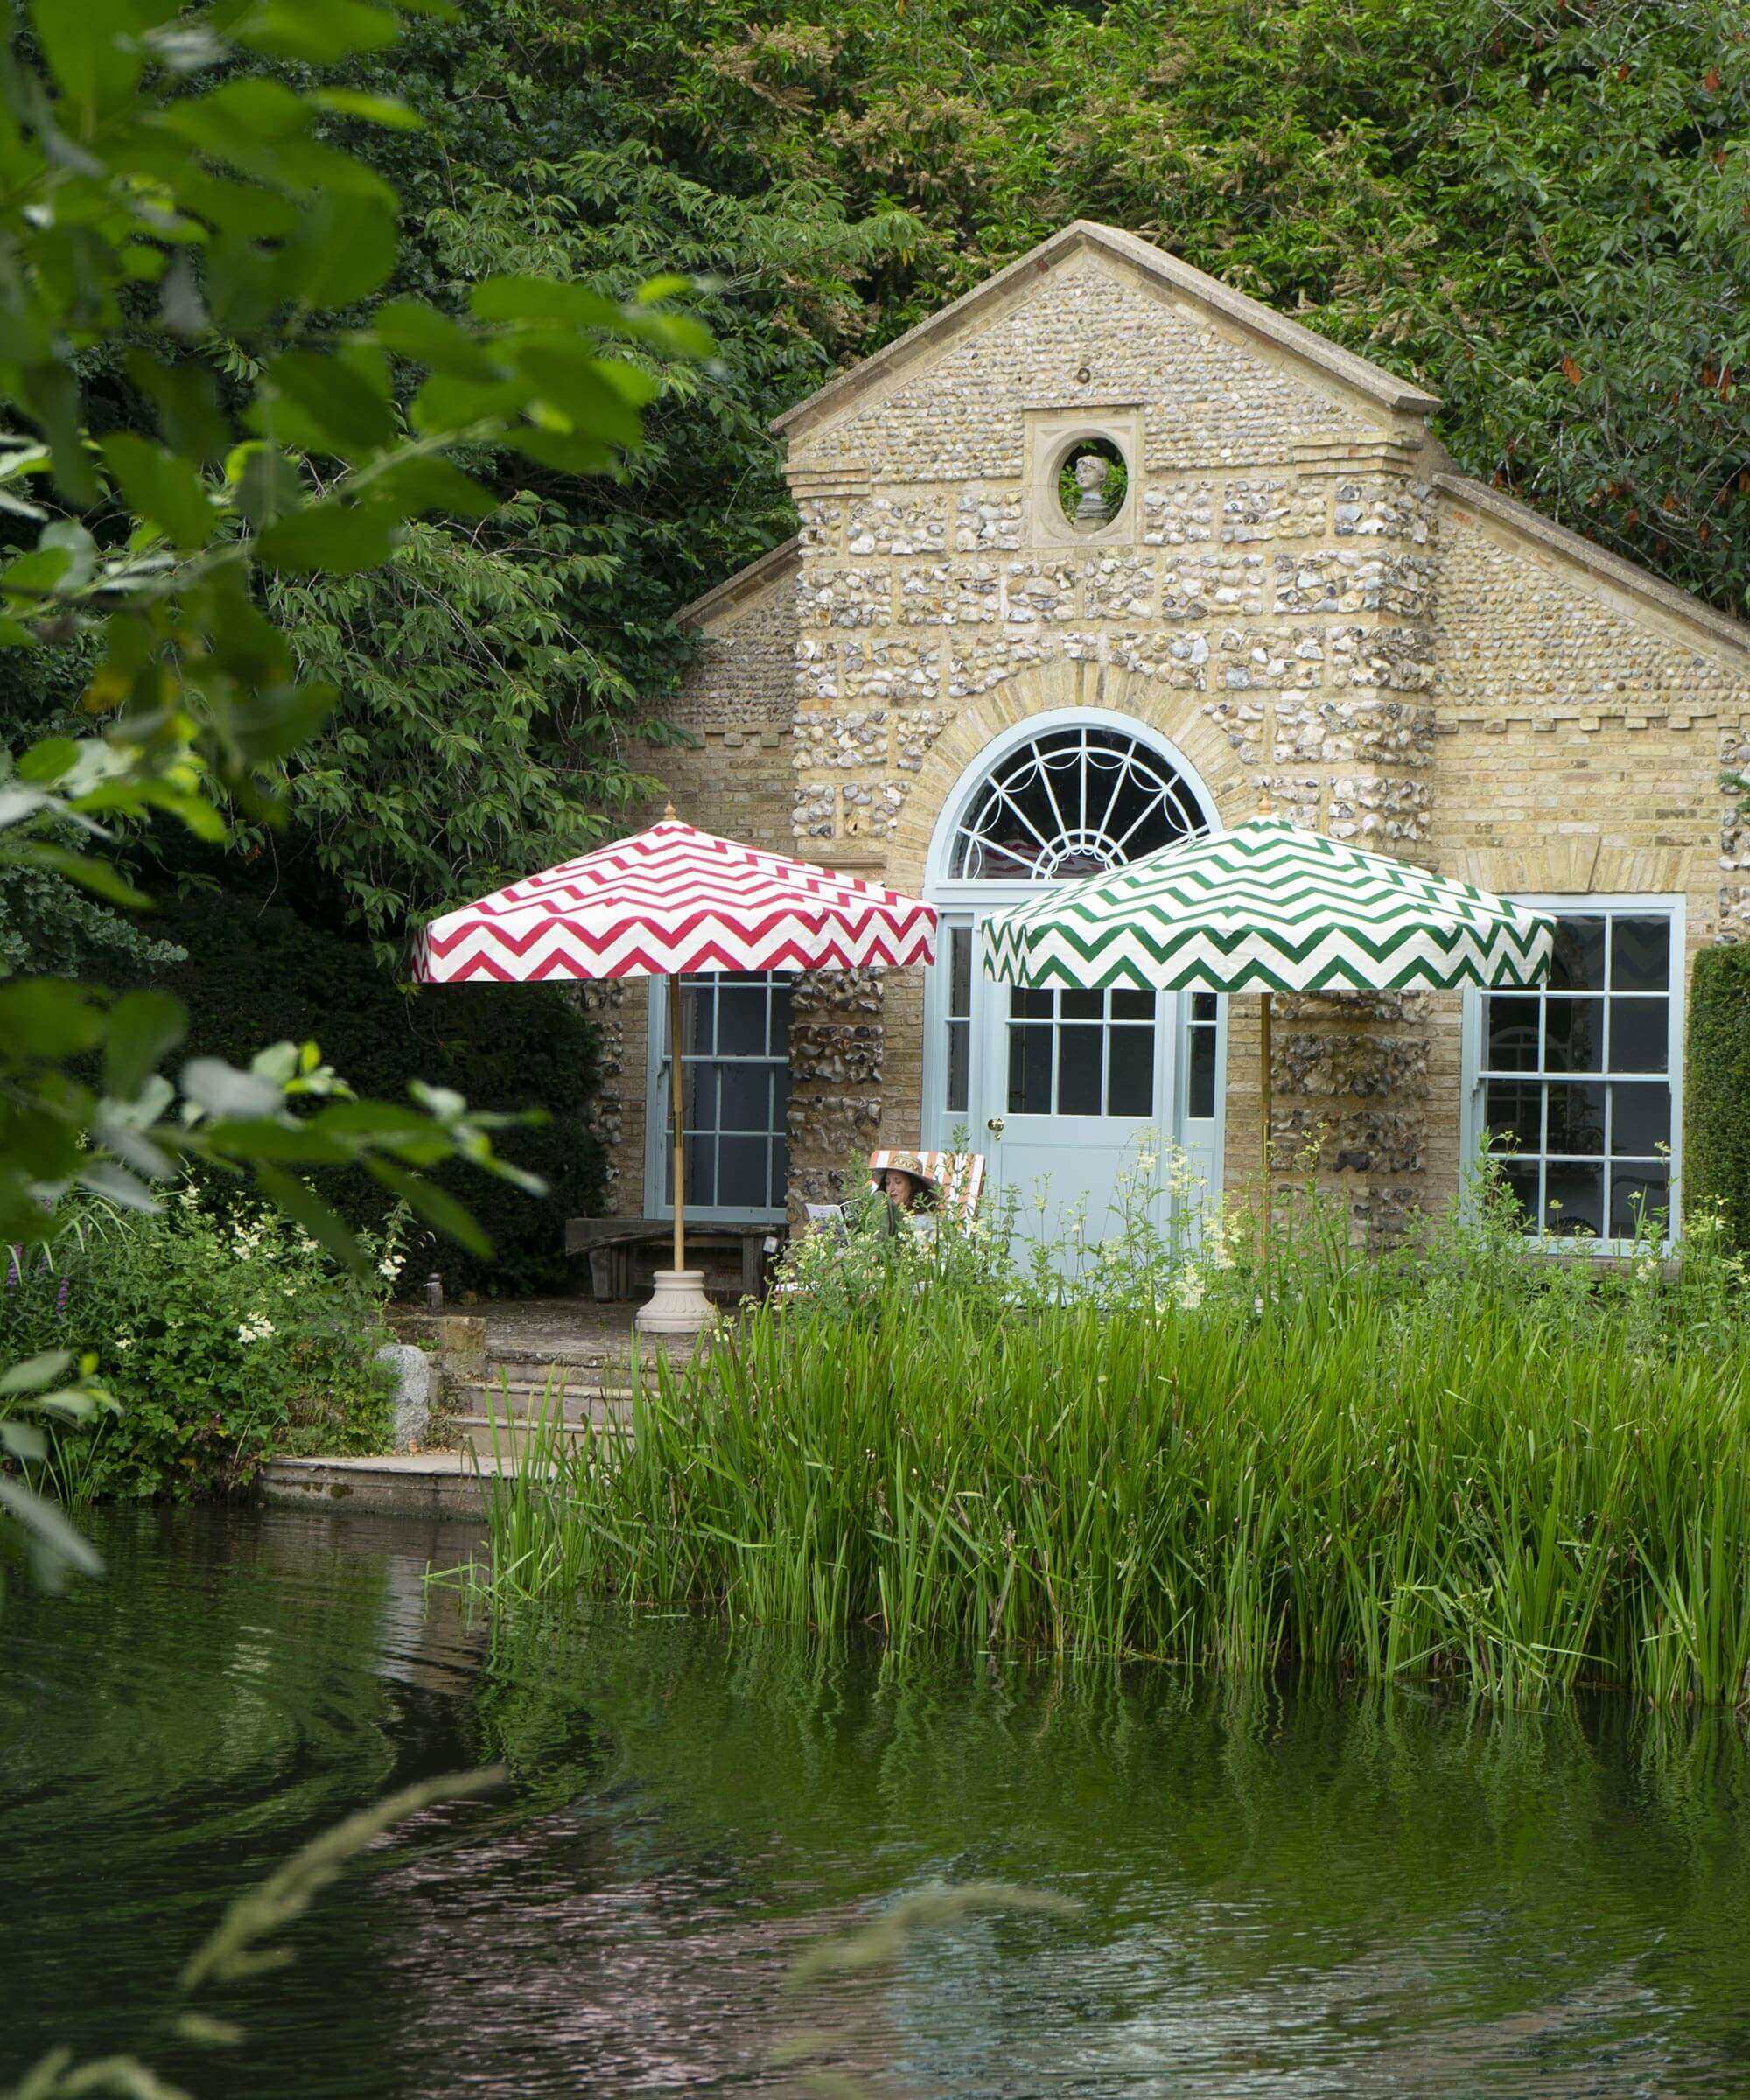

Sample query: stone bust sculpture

[1072,449,1113,525]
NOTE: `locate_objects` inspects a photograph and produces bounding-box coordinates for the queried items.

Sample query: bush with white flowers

[1,1191,402,1499]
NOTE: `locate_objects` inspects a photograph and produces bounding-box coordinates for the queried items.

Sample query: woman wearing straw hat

[869,1151,942,1231]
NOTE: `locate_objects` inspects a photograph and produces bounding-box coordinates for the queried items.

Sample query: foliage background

[107,891,605,1296]
[1684,942,1750,1251]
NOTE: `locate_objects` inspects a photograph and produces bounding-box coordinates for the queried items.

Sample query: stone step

[452,1376,647,1420]
[453,1410,626,1467]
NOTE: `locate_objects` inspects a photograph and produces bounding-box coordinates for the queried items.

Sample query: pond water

[6,1504,1750,2097]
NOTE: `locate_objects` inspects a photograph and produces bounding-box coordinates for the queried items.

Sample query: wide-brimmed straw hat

[868,1149,942,1200]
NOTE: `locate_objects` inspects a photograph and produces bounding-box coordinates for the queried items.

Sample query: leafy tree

[499,0,1750,619]
[0,0,705,1587]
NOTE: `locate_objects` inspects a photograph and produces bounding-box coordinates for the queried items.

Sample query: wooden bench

[564,1215,775,1302]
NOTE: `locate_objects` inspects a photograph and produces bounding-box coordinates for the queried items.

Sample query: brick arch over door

[884,661,1251,898]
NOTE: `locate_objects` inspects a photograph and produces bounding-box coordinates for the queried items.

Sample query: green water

[6,1505,1750,2097]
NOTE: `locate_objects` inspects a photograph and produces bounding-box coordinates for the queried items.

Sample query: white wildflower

[1173,1267,1207,1312]
[236,1316,276,1345]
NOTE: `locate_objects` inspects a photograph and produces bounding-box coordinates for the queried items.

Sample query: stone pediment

[772,221,1439,479]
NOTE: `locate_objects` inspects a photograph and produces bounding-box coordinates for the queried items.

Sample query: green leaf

[233,0,400,65]
[181,1056,285,1119]
[279,192,399,312]
[309,88,422,130]
[373,455,497,520]
[0,980,107,1058]
[15,737,79,784]
[104,990,188,1100]
[503,427,619,477]
[252,1163,366,1273]
[0,1351,75,1396]
[18,844,152,908]
[511,344,651,447]
[101,434,218,551]
[0,1478,103,1591]
[471,277,628,330]
[0,544,71,598]
[367,1160,493,1256]
[126,354,230,464]
[38,521,99,592]
[30,0,160,135]
[228,444,305,528]
[253,347,397,459]
[368,298,500,381]
[256,501,402,575]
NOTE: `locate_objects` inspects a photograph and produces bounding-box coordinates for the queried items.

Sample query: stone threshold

[258,1452,499,1521]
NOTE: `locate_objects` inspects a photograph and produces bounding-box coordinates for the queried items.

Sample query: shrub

[1685,942,1750,1252]
[1,1196,397,1501]
[114,888,605,1296]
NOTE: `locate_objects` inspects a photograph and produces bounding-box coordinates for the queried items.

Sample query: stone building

[585,220,1750,1259]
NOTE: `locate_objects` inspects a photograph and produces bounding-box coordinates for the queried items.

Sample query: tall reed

[488,1172,1750,1707]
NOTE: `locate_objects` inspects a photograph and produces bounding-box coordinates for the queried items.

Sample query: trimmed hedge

[121,889,604,1296]
[1684,943,1750,1252]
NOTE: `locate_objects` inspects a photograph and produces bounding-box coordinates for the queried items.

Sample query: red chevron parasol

[413,813,936,1332]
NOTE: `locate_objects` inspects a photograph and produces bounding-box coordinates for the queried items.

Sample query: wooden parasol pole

[668,969,686,1276]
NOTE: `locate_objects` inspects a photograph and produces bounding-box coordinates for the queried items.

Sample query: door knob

[985,1116,1005,1136]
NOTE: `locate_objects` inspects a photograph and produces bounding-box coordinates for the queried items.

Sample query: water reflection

[4,1507,1750,2097]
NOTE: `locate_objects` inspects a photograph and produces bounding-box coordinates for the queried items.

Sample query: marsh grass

[486,1163,1750,1708]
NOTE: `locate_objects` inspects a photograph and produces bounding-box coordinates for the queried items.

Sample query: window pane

[1611,917,1670,992]
[1544,998,1603,1073]
[1187,1028,1217,1121]
[946,1019,970,1115]
[1013,987,1054,1020]
[1500,1158,1541,1231]
[772,1066,791,1122]
[677,1131,715,1208]
[1610,1163,1670,1239]
[682,981,715,1055]
[717,983,768,1055]
[716,1136,766,1209]
[1108,1027,1154,1116]
[949,926,972,1017]
[681,1062,713,1130]
[718,1064,771,1132]
[1544,1161,1604,1237]
[1611,1082,1671,1155]
[1550,918,1606,990]
[1111,990,1156,1020]
[1484,1079,1543,1154]
[768,1137,789,1209]
[1056,1025,1103,1114]
[1609,998,1668,1074]
[1009,1026,1052,1113]
[1060,989,1103,1019]
[1486,995,1541,1073]
[1546,1081,1606,1156]
[1192,991,1218,1024]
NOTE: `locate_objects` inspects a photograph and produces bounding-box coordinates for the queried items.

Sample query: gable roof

[771,220,1440,444]
[674,535,802,634]
[1434,472,1750,662]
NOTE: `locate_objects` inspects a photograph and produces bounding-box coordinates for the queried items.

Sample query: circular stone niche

[1054,436,1130,533]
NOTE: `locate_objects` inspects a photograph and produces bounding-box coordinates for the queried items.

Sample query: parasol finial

[662,799,677,821]
[1256,779,1274,819]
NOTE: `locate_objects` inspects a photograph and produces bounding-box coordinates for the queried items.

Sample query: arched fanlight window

[949,724,1208,882]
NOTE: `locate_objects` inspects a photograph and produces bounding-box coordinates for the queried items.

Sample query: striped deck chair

[866,1148,987,1221]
